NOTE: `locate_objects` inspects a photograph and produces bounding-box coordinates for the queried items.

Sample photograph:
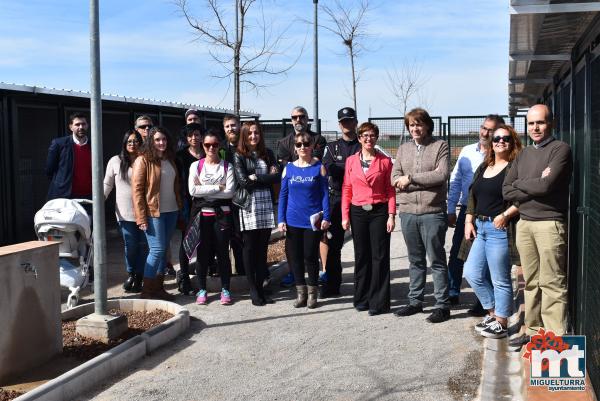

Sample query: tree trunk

[350,45,357,114]
[234,0,241,115]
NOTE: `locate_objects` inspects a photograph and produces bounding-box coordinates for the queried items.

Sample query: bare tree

[385,60,429,142]
[321,0,372,114]
[175,0,301,114]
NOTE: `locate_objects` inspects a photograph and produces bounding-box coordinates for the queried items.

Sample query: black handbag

[232,186,251,210]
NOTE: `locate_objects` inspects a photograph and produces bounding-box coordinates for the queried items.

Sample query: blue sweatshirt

[278,161,330,229]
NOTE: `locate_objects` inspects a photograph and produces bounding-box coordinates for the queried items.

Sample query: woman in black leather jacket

[234,122,281,306]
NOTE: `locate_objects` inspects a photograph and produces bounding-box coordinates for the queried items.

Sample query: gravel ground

[75,225,484,401]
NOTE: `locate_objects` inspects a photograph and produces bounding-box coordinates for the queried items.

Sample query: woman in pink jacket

[342,122,396,316]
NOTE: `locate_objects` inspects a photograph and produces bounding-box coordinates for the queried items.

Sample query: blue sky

[0,0,509,131]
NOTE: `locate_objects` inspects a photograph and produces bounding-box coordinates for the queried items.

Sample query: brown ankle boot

[307,285,318,309]
[294,285,307,308]
[155,274,176,301]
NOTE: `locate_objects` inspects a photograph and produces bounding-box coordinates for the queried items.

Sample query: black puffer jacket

[233,148,281,198]
[276,130,327,165]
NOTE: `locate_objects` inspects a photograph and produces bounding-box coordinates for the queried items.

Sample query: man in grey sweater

[503,104,573,350]
[391,108,451,323]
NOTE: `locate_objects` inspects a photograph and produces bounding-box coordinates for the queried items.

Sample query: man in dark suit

[45,112,92,201]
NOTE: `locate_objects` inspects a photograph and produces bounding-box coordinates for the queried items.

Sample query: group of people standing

[444,104,572,347]
[103,111,280,306]
[46,102,572,346]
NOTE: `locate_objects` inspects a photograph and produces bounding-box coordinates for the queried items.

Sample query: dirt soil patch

[267,237,285,266]
[0,390,24,401]
[63,309,174,361]
[0,308,173,401]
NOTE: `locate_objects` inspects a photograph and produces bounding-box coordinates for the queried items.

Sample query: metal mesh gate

[582,55,600,392]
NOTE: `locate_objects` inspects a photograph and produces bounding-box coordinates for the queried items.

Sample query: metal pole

[90,0,107,315]
[313,0,320,134]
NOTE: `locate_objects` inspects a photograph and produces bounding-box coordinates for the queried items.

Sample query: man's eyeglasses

[360,134,378,139]
[480,125,495,133]
[127,140,140,145]
[295,141,311,148]
[492,135,512,143]
[137,125,153,130]
[203,143,219,149]
[291,115,307,121]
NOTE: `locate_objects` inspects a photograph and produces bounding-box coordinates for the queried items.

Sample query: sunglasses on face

[137,125,153,130]
[203,142,219,149]
[295,141,311,149]
[291,115,307,121]
[492,135,512,143]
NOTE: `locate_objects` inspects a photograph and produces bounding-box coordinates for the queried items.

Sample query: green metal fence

[448,116,527,170]
[245,118,319,156]
[367,116,444,158]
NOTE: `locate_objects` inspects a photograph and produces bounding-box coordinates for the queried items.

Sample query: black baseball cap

[338,107,357,121]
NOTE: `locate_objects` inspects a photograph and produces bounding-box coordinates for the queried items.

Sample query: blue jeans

[118,220,148,275]
[144,211,178,278]
[447,206,466,296]
[400,212,449,309]
[463,220,513,318]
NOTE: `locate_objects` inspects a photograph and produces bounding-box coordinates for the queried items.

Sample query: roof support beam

[510,2,600,14]
[509,78,553,84]
[510,93,538,98]
[509,53,570,61]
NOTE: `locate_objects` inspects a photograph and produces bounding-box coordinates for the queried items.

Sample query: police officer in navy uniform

[321,107,361,297]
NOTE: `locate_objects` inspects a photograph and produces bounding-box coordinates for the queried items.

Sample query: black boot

[176,270,197,295]
[130,273,143,293]
[123,272,135,292]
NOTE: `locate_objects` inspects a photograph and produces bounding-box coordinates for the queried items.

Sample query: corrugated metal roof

[0,82,260,117]
[508,0,600,115]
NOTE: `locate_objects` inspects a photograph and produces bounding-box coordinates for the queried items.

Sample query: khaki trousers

[516,219,568,335]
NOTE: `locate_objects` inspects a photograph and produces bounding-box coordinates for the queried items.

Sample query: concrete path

[75,226,485,401]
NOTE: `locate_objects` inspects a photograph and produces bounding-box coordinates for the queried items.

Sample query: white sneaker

[481,320,508,339]
[474,315,495,332]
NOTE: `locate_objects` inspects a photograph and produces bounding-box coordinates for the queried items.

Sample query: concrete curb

[14,299,189,401]
[476,265,525,401]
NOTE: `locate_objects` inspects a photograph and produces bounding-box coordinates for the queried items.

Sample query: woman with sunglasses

[132,127,182,300]
[104,130,147,292]
[278,133,330,309]
[234,122,280,306]
[341,122,396,316]
[463,124,523,339]
[189,130,235,305]
[175,123,205,295]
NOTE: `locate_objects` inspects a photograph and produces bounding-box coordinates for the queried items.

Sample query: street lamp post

[76,0,127,343]
[313,0,320,134]
[89,0,107,316]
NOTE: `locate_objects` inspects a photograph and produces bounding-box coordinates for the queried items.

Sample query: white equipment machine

[34,198,93,308]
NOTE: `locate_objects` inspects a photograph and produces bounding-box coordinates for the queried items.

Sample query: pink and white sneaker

[220,289,232,305]
[196,289,208,305]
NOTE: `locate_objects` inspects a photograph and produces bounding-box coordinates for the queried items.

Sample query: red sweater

[71,143,92,196]
[341,151,396,221]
